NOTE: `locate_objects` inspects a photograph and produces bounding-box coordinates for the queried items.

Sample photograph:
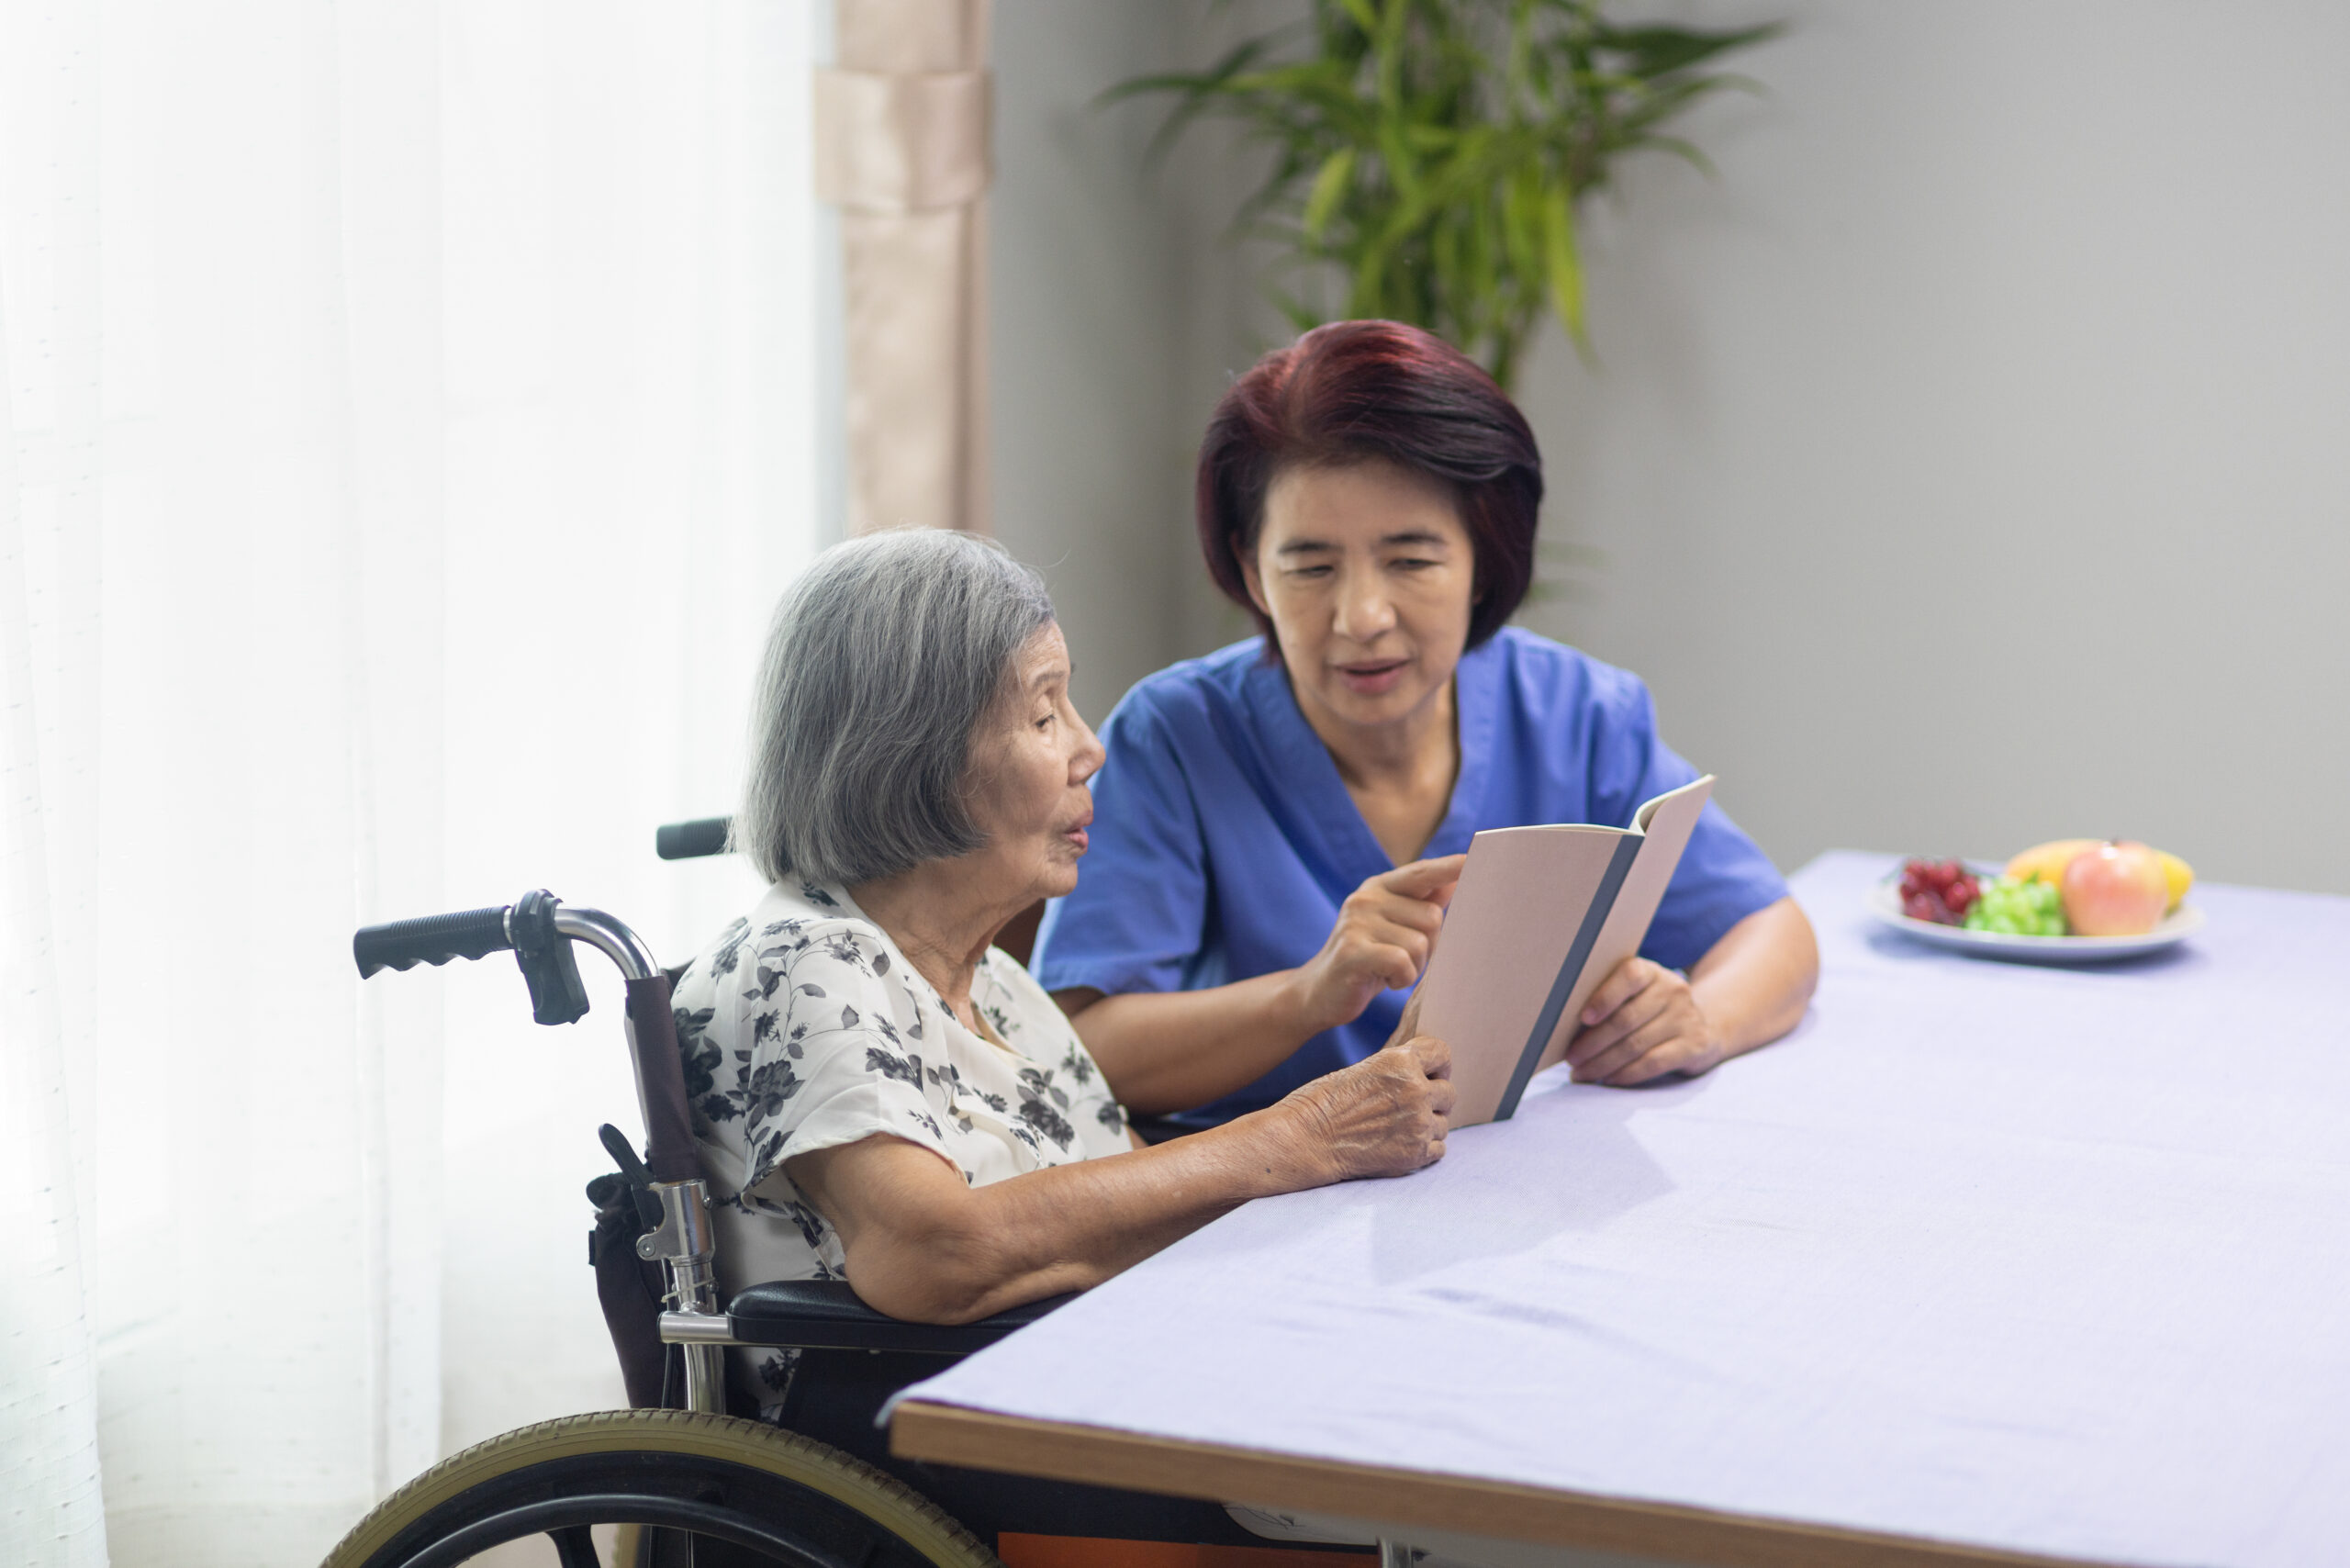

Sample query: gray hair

[737,529,1058,887]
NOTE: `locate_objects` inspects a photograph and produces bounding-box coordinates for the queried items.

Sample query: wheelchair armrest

[725,1278,1074,1356]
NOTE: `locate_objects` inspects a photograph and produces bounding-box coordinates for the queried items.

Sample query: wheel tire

[321,1407,1001,1568]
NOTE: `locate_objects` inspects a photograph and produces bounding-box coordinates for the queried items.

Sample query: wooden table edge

[890,1400,2100,1568]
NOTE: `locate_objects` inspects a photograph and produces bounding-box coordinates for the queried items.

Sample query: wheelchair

[326,820,1382,1568]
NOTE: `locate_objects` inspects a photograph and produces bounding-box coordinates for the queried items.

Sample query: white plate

[1866,872,2203,964]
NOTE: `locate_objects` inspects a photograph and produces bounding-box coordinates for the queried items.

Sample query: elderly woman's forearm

[1058,974,1322,1115]
[944,1114,1335,1317]
[802,1116,1326,1323]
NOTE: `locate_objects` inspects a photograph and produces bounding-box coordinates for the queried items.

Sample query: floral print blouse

[670,878,1130,1410]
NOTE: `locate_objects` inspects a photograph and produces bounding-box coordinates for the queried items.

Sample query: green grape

[2018,875,2066,935]
[1965,874,2071,936]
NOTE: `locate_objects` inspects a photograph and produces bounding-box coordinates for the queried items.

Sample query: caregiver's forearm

[1688,896,1819,1061]
[1055,976,1322,1116]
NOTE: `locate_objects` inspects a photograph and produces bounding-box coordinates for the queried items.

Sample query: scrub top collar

[1239,636,1503,885]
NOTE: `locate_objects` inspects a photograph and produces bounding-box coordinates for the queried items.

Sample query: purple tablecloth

[901,852,2350,1566]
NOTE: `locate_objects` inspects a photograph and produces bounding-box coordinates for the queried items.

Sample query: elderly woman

[670,529,1451,1411]
[1035,320,1818,1132]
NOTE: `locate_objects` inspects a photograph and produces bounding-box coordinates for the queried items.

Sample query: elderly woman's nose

[1071,714,1106,782]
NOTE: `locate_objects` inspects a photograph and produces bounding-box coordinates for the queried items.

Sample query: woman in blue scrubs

[1035,320,1818,1132]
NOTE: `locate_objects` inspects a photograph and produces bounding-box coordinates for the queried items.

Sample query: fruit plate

[1866,871,2204,964]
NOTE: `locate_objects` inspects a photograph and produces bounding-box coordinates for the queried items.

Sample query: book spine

[1492,832,1644,1121]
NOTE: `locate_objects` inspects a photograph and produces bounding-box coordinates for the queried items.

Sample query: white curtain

[0,4,830,1564]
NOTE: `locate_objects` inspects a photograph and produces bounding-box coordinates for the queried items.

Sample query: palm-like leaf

[1107,0,1778,386]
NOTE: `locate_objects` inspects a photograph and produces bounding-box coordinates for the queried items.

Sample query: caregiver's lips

[1336,658,1408,695]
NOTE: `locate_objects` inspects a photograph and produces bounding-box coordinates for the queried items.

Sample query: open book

[1413,775,1716,1126]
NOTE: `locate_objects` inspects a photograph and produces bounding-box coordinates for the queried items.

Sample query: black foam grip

[655,817,732,861]
[353,906,511,979]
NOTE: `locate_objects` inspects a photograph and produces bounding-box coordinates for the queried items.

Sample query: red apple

[2060,841,2169,935]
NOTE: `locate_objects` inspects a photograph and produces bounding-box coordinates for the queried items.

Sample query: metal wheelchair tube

[547,902,695,1186]
[583,932,727,1413]
[680,1336,725,1413]
[639,1181,726,1412]
[552,902,727,1409]
[552,905,660,982]
[658,1310,741,1345]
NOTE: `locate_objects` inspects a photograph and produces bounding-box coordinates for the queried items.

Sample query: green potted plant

[1110,0,1778,389]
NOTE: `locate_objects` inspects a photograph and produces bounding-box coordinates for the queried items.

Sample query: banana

[2004,839,2098,887]
[2155,849,2193,912]
[2005,839,2194,912]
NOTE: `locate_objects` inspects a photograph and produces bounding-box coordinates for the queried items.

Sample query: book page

[1413,824,1631,1127]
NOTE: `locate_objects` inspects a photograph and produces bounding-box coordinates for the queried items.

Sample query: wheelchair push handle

[352,890,628,1025]
[353,905,513,978]
[352,890,701,1182]
[655,816,732,860]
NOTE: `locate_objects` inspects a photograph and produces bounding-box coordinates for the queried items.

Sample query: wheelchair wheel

[322,1407,999,1568]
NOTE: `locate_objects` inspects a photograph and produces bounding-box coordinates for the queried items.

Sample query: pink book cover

[1413,776,1716,1126]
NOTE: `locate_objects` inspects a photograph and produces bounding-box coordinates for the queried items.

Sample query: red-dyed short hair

[1196,319,1543,652]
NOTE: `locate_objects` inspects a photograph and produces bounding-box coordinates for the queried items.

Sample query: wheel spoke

[397,1494,834,1568]
[549,1524,601,1568]
[334,1411,991,1568]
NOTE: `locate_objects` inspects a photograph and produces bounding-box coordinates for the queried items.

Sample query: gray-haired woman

[671,529,1452,1404]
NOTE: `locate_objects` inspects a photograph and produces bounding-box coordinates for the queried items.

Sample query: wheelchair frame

[340,825,1398,1567]
[353,888,734,1414]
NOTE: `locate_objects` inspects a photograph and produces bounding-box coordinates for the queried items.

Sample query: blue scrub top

[1032,627,1790,1130]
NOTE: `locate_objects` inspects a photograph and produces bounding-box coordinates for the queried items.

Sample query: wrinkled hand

[1565,957,1725,1086]
[1282,1034,1455,1181]
[1291,856,1466,1036]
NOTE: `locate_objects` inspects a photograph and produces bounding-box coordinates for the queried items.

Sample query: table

[891,853,2350,1567]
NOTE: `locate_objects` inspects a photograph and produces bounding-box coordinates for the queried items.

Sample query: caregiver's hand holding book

[1412,776,1723,1122]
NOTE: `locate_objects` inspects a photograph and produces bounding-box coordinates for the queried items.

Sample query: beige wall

[989,0,1283,724]
[993,1,2350,894]
[991,3,1203,725]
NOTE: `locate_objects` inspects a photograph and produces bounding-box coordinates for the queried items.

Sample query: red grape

[1897,857,1980,925]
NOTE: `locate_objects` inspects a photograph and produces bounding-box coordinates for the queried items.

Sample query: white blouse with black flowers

[669,878,1130,1411]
